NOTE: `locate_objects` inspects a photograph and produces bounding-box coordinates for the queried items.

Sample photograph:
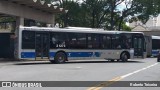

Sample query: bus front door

[133,36,144,58]
[35,33,49,60]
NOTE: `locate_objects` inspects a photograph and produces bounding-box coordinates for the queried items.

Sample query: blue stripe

[152,50,159,56]
[50,52,56,58]
[21,52,101,58]
[21,52,35,58]
[67,52,101,57]
[95,52,101,57]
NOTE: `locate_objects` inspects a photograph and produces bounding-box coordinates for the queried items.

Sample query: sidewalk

[0,58,19,62]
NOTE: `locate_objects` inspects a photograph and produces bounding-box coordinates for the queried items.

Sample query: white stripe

[121,63,158,78]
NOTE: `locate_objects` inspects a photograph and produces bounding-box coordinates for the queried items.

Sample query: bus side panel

[20,49,36,60]
[49,49,130,60]
[145,36,152,57]
[152,50,159,57]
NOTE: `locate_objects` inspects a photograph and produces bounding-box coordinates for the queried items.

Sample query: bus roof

[19,26,144,35]
[152,36,160,39]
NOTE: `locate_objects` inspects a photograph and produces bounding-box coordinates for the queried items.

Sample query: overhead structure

[6,0,67,14]
[0,0,67,26]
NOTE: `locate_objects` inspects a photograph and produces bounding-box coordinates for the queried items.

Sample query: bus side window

[112,35,121,49]
[50,32,67,48]
[68,33,77,49]
[87,34,92,49]
[92,34,100,49]
[76,33,87,49]
[120,34,131,49]
[22,31,35,49]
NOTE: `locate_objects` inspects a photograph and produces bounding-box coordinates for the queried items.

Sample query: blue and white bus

[145,35,160,57]
[14,26,146,63]
[151,36,160,57]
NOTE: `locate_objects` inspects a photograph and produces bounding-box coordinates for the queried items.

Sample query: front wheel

[54,52,67,64]
[121,53,128,62]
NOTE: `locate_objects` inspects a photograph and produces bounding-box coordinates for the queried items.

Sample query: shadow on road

[14,61,52,65]
[14,60,144,65]
[65,60,144,64]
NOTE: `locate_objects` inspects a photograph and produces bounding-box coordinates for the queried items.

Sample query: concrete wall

[0,1,55,24]
[142,31,160,36]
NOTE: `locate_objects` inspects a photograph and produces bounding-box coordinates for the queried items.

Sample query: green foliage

[122,24,131,31]
[1,0,160,31]
[54,0,160,30]
[0,17,15,22]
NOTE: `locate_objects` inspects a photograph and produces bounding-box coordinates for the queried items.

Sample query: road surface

[0,58,159,90]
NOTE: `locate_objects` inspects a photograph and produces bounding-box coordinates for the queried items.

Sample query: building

[130,15,160,28]
[130,15,160,36]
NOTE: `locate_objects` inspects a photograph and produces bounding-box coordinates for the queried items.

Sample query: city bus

[14,26,146,64]
[152,36,160,57]
[145,35,160,57]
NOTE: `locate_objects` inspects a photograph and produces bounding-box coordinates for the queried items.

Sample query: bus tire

[54,52,66,64]
[120,53,128,62]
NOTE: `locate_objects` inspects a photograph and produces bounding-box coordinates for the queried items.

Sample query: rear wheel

[121,53,128,62]
[54,52,66,64]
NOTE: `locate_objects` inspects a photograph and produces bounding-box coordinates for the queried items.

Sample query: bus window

[100,35,111,49]
[87,34,92,49]
[76,33,87,49]
[92,34,100,49]
[50,32,67,48]
[120,34,131,49]
[112,35,121,49]
[68,33,77,49]
[22,31,35,49]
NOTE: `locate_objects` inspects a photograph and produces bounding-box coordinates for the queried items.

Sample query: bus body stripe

[67,52,93,57]
[152,50,159,56]
[21,52,35,58]
[21,52,101,58]
[50,52,55,58]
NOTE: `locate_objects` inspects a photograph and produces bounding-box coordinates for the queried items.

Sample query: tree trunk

[110,0,115,30]
[92,10,95,28]
[118,16,124,31]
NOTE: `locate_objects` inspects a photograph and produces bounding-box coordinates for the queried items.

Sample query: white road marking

[75,67,82,69]
[121,63,158,79]
[87,63,159,90]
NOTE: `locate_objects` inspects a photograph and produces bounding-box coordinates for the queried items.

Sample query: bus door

[133,35,144,58]
[35,32,50,60]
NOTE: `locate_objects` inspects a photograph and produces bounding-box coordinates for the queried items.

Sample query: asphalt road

[0,58,159,90]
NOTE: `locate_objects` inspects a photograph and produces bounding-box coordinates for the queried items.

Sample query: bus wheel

[54,52,66,64]
[121,53,128,62]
